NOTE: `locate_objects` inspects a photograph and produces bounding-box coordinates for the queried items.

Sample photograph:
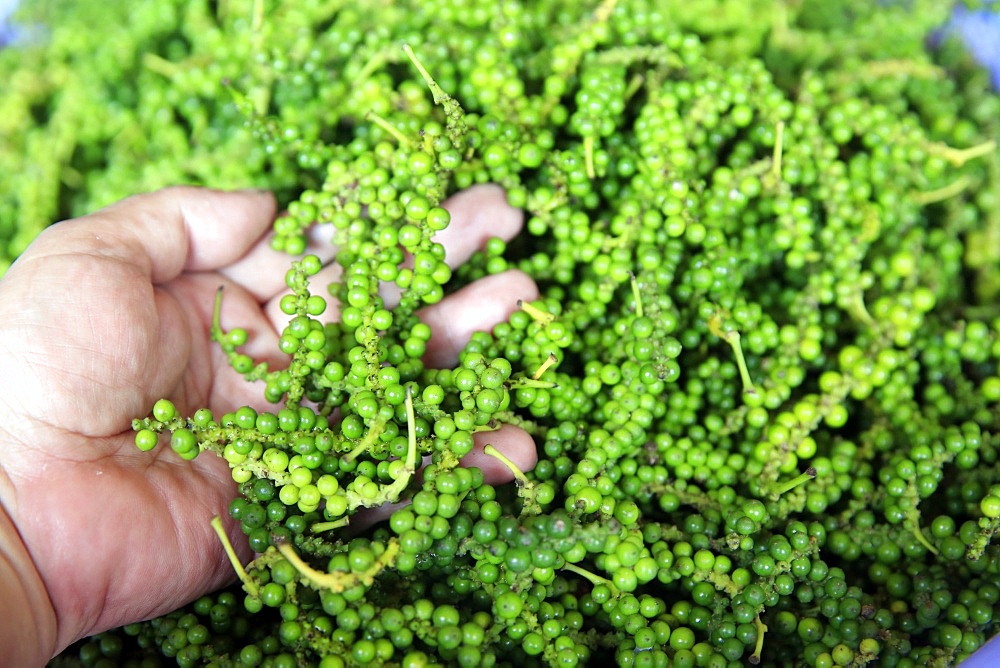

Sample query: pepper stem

[484,444,530,487]
[276,538,399,592]
[211,516,258,598]
[533,352,559,380]
[563,562,614,588]
[517,299,555,325]
[749,615,768,664]
[772,467,817,497]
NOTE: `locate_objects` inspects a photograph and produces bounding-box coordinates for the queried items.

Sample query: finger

[262,262,343,331]
[432,184,523,268]
[220,219,340,303]
[419,269,539,368]
[379,184,524,308]
[262,186,533,343]
[27,186,278,284]
[465,424,539,483]
[348,424,538,530]
[160,273,287,414]
[237,184,520,302]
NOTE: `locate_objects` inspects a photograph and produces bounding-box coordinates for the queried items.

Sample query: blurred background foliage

[0,0,998,275]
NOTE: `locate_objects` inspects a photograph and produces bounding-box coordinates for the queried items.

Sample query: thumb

[7,186,277,286]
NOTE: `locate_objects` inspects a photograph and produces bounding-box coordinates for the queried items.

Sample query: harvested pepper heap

[14,0,997,665]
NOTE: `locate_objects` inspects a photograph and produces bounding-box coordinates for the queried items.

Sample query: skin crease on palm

[0,183,539,665]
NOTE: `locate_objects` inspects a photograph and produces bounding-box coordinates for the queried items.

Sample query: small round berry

[135,429,159,452]
[152,399,176,422]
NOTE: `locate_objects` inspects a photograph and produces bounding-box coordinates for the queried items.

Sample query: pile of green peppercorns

[9,0,1000,666]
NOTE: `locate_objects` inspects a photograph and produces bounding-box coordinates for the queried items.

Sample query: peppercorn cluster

[15,0,1000,666]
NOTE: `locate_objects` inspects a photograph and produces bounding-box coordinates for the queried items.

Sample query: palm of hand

[0,186,537,657]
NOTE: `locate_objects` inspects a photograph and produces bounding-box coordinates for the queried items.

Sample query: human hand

[0,185,538,665]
